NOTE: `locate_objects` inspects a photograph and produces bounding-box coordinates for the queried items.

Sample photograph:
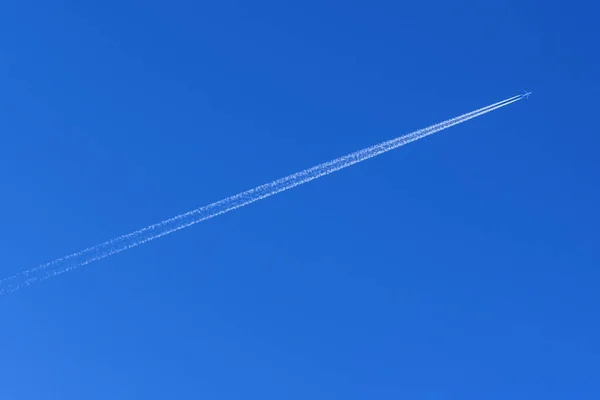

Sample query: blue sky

[1,0,599,398]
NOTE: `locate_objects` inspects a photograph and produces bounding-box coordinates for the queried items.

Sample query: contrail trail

[0,94,524,294]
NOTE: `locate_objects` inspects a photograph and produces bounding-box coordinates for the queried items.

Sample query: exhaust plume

[0,94,524,294]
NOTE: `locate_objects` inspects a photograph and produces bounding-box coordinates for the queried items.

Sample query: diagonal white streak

[0,94,523,294]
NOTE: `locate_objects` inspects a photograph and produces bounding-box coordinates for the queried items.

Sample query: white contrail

[0,94,524,294]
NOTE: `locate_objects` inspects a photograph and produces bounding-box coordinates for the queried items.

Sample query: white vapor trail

[0,94,524,294]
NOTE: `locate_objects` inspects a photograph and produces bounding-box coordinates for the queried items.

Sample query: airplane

[524,90,532,99]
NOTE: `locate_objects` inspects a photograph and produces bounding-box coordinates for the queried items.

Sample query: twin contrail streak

[0,94,524,294]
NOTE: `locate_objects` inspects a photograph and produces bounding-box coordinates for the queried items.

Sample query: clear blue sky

[1,0,599,398]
